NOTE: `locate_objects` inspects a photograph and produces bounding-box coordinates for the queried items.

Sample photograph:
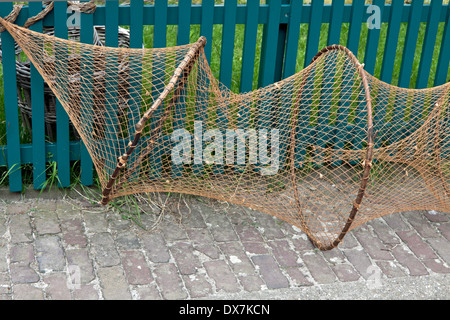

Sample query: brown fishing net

[1,17,449,250]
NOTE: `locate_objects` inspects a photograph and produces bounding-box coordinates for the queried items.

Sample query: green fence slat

[54,1,70,188]
[282,0,302,78]
[219,0,237,90]
[279,0,301,169]
[373,0,404,146]
[239,0,259,94]
[299,0,324,167]
[200,0,214,64]
[398,0,424,88]
[379,0,403,84]
[434,5,450,86]
[0,2,22,192]
[192,0,214,176]
[29,1,46,189]
[235,0,260,172]
[346,0,365,57]
[234,0,260,171]
[104,0,120,178]
[327,0,344,46]
[258,0,281,88]
[128,0,144,180]
[213,0,237,174]
[172,0,191,177]
[304,0,324,66]
[416,0,442,89]
[79,1,94,186]
[363,0,385,75]
[150,0,168,178]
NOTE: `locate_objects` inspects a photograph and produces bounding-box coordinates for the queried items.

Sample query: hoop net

[1,17,449,250]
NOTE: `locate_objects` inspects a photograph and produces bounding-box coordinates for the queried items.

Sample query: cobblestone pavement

[0,188,449,300]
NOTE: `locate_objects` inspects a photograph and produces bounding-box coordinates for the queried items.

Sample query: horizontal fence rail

[0,0,449,193]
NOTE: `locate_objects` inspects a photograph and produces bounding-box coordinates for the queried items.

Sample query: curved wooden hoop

[291,44,375,251]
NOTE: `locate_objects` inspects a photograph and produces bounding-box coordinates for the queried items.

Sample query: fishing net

[1,17,449,250]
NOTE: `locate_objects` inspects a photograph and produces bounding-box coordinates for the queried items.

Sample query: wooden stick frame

[100,36,207,205]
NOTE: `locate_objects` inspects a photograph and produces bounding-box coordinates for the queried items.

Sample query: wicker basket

[0,25,131,140]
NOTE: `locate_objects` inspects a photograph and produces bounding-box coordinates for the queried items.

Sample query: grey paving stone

[170,241,201,275]
[121,250,153,285]
[141,233,171,263]
[66,248,95,284]
[9,215,33,243]
[182,272,213,298]
[61,218,87,247]
[90,233,120,267]
[33,211,61,235]
[300,252,337,284]
[35,235,65,272]
[43,272,72,300]
[9,264,39,284]
[134,284,161,300]
[154,263,187,299]
[97,266,132,300]
[251,255,289,289]
[204,260,240,293]
[13,283,44,300]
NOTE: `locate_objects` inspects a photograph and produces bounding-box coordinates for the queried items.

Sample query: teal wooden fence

[0,0,449,192]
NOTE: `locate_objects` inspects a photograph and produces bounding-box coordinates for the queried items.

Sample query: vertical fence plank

[434,5,450,86]
[398,0,423,88]
[235,0,259,173]
[128,0,144,180]
[346,0,365,57]
[0,2,22,192]
[256,0,281,174]
[304,0,324,66]
[258,0,282,88]
[239,0,259,93]
[392,0,424,145]
[192,0,214,176]
[343,0,364,165]
[376,0,404,146]
[172,0,191,177]
[214,0,237,174]
[302,1,325,167]
[416,0,443,89]
[200,0,214,64]
[379,0,403,84]
[327,0,344,166]
[219,0,237,90]
[104,0,120,179]
[29,1,46,189]
[364,0,385,75]
[282,0,302,79]
[326,0,344,46]
[54,1,70,187]
[150,0,168,178]
[79,0,94,186]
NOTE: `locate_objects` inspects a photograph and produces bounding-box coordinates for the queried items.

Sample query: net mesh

[1,17,449,250]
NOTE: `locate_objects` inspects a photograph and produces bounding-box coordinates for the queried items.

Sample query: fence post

[0,2,22,192]
[274,0,290,82]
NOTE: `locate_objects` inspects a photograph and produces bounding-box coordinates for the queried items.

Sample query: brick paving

[0,188,449,300]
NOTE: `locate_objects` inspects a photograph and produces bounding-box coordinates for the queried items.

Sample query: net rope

[1,17,449,250]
